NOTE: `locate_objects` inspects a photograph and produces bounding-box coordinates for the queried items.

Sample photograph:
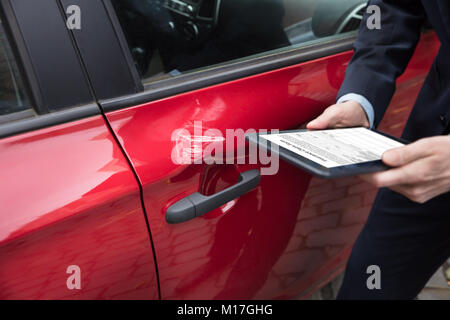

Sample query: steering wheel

[113,0,222,75]
[312,0,367,37]
[161,0,222,41]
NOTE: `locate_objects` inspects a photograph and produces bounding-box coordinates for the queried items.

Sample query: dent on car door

[0,0,158,299]
[84,0,438,299]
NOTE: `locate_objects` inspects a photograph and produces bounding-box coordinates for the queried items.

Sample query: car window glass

[111,0,367,83]
[0,18,33,124]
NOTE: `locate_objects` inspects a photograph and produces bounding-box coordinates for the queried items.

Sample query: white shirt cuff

[337,93,375,128]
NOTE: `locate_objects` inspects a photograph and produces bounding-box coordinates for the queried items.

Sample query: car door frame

[0,0,102,139]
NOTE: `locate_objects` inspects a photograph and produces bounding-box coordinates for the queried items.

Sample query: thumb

[382,139,433,167]
[307,106,340,129]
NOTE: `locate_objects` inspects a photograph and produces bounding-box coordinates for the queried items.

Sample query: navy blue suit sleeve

[337,0,426,128]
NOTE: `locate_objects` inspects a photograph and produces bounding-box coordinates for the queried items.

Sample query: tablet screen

[259,128,404,168]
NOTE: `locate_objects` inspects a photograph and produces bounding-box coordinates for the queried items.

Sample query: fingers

[360,156,433,188]
[307,105,340,129]
[386,179,447,204]
[382,139,435,167]
[361,136,450,203]
[360,166,415,188]
[307,101,369,130]
[361,169,447,203]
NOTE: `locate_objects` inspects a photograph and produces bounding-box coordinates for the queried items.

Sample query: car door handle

[166,169,261,224]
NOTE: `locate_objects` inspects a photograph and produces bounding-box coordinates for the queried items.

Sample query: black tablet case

[245,129,408,179]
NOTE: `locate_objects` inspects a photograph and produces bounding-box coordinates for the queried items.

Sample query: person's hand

[307,100,370,129]
[360,136,450,203]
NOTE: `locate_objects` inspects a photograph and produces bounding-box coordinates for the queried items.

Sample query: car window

[0,18,33,124]
[111,0,367,83]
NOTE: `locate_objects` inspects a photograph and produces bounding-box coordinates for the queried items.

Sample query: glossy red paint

[0,116,158,299]
[106,32,440,299]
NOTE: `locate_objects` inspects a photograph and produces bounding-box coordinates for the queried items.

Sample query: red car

[0,0,439,299]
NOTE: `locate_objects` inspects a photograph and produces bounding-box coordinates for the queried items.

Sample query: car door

[71,0,440,299]
[0,0,159,299]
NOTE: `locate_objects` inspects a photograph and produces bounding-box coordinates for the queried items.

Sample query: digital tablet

[246,127,408,179]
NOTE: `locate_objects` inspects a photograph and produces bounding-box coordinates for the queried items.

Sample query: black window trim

[0,103,100,139]
[59,0,143,101]
[102,0,143,93]
[0,108,35,125]
[0,0,100,139]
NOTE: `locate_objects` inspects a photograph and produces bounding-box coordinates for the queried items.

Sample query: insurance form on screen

[260,128,404,168]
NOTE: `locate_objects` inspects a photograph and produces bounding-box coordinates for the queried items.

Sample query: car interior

[111,0,367,82]
[0,20,31,121]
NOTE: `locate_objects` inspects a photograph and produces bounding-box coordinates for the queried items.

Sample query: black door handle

[166,169,261,224]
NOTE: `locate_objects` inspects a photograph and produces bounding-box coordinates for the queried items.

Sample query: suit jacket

[338,0,450,141]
